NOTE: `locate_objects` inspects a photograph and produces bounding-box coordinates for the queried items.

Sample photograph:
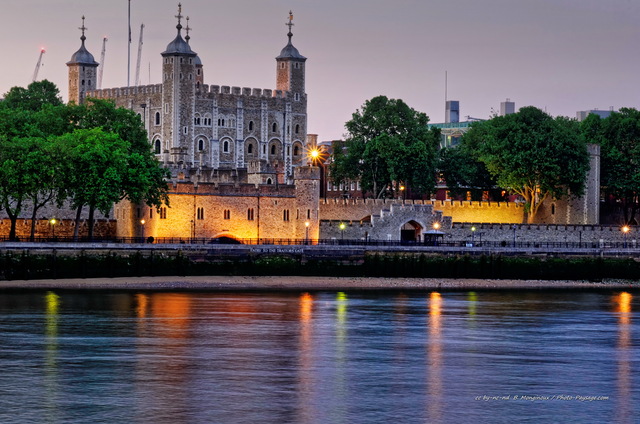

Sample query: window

[165,104,169,114]
[197,68,201,75]
[280,62,285,69]
[272,123,277,132]
[294,93,300,102]
[293,145,300,156]
[307,209,311,219]
[223,209,231,220]
[283,210,290,221]
[270,145,276,155]
[295,124,300,134]
[183,126,188,135]
[247,144,253,154]
[294,62,300,69]
[223,140,229,153]
[198,139,204,151]
[194,115,201,125]
[154,139,161,154]
[149,209,153,219]
[197,207,205,220]
[155,112,161,125]
[160,207,167,219]
[248,121,254,131]
[266,178,273,185]
[247,208,254,221]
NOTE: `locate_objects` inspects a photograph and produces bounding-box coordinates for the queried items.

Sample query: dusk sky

[1,0,638,140]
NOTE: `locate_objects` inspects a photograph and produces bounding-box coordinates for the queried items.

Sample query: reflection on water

[428,292,443,423]
[0,289,638,424]
[614,292,633,424]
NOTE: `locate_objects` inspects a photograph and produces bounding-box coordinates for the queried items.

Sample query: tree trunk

[73,205,82,241]
[29,209,38,241]
[88,205,95,240]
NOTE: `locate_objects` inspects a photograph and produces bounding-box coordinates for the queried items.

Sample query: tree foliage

[466,106,589,223]
[437,141,497,200]
[582,108,640,224]
[330,96,440,198]
[0,83,169,240]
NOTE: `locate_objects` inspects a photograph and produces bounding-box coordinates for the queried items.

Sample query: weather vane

[176,3,183,28]
[286,11,294,34]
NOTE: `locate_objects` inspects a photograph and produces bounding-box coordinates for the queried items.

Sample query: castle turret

[161,3,198,167]
[67,16,99,105]
[276,11,306,95]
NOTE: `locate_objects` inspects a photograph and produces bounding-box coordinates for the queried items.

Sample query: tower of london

[66,5,320,242]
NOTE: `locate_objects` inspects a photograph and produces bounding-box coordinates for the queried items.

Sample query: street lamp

[339,222,346,242]
[471,226,476,245]
[622,225,630,248]
[50,218,57,239]
[433,222,440,230]
[140,219,145,242]
[305,221,310,244]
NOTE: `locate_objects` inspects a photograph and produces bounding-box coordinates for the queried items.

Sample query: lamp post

[471,226,476,246]
[140,219,145,242]
[512,224,517,247]
[622,225,630,248]
[339,222,346,243]
[305,221,310,245]
[50,218,57,240]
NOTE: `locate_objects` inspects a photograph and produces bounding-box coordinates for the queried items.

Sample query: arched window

[223,140,229,153]
[271,145,276,155]
[154,139,161,154]
[223,209,231,220]
[283,210,290,221]
[247,144,253,154]
[293,145,300,156]
[198,139,204,151]
[295,124,300,134]
[155,112,160,125]
[247,208,254,221]
[248,121,254,131]
[272,122,277,132]
[266,178,273,185]
[194,114,201,126]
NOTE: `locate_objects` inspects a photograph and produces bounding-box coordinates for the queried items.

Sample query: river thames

[0,288,637,423]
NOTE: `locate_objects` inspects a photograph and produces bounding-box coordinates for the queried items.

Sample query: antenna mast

[32,48,46,83]
[135,24,144,86]
[98,37,108,89]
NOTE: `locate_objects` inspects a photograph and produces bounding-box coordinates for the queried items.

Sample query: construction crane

[97,37,108,89]
[134,24,144,87]
[32,48,45,83]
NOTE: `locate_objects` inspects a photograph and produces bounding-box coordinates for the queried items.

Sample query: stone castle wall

[0,218,116,240]
[320,198,526,224]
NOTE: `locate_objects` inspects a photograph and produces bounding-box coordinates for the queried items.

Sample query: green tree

[583,108,640,224]
[468,106,589,223]
[56,128,132,239]
[437,141,497,200]
[330,96,440,198]
[0,81,69,240]
[2,80,63,111]
[63,99,170,239]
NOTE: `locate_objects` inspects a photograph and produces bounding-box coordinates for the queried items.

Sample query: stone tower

[276,11,307,95]
[161,4,197,165]
[67,16,99,105]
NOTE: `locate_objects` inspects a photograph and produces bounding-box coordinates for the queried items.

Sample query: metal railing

[0,235,638,250]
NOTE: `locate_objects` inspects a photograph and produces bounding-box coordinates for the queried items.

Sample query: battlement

[206,85,295,99]
[87,84,163,99]
[170,181,296,197]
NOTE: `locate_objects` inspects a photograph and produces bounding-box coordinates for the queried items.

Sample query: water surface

[0,288,637,423]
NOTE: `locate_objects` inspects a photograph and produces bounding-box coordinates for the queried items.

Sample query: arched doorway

[401,221,423,243]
